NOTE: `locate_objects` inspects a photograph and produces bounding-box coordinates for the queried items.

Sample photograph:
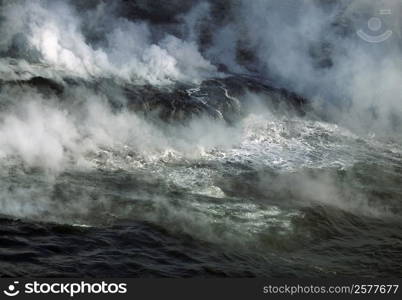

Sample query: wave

[0,0,401,267]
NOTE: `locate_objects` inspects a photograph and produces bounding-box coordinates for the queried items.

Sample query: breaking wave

[0,0,401,277]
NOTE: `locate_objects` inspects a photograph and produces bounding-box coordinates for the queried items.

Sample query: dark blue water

[0,0,402,278]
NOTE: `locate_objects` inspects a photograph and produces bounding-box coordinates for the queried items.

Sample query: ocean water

[0,0,401,277]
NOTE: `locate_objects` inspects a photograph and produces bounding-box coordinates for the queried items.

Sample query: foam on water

[0,0,402,277]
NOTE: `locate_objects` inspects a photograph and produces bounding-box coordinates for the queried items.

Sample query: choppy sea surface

[1,87,401,277]
[0,0,402,278]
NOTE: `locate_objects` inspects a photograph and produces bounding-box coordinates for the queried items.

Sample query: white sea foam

[0,0,401,246]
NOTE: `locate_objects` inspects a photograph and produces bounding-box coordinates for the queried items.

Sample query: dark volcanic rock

[122,75,308,123]
[0,74,308,123]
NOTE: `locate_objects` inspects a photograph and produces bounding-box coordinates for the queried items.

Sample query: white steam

[1,0,401,135]
[0,0,401,239]
[203,0,402,135]
[0,0,217,84]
